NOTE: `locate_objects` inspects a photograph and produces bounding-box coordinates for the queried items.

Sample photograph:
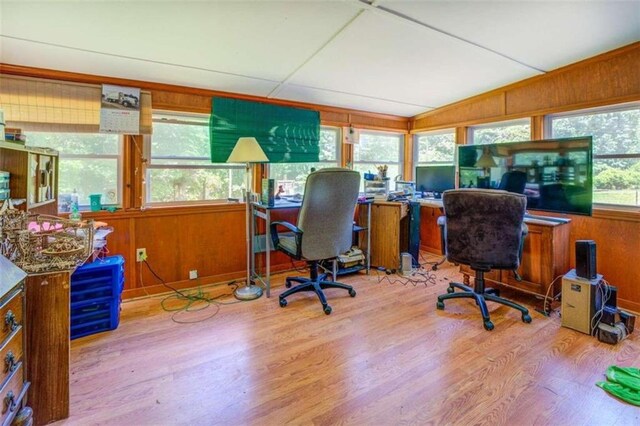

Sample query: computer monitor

[415,166,456,198]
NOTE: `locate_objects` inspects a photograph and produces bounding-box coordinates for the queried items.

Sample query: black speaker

[576,240,597,280]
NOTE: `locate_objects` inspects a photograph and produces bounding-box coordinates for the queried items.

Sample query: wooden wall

[0,63,408,299]
[412,42,640,312]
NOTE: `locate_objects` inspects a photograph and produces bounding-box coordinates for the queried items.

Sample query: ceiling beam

[354,0,547,74]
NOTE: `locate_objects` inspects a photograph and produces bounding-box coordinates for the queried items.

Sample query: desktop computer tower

[561,269,603,335]
[408,201,421,267]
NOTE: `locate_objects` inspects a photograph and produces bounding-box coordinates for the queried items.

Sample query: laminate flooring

[56,257,640,425]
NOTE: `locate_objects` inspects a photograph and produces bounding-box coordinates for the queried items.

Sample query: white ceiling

[1,0,638,117]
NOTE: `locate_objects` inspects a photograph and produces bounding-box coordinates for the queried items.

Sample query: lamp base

[234,283,263,301]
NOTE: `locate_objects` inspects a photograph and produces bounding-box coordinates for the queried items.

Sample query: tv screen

[457,137,593,216]
[415,165,456,197]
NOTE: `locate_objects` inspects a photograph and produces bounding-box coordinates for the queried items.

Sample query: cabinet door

[503,223,548,295]
[420,206,442,255]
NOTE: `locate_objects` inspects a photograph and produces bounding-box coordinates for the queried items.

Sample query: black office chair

[498,170,527,194]
[436,189,532,330]
[271,168,360,314]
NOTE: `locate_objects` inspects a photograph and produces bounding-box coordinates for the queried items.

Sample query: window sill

[57,202,246,220]
[592,205,640,223]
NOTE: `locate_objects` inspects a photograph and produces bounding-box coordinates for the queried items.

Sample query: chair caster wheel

[483,321,494,331]
[285,281,292,288]
[349,289,356,297]
[279,298,287,308]
[446,286,454,294]
[522,313,532,323]
[323,305,332,315]
[432,265,438,271]
[436,301,445,310]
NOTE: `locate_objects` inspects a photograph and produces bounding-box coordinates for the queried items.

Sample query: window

[146,113,245,204]
[25,133,122,212]
[414,129,456,166]
[548,104,640,207]
[352,131,404,186]
[269,127,340,195]
[469,119,531,145]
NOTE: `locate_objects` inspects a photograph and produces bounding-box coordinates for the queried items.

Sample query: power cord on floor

[142,259,242,324]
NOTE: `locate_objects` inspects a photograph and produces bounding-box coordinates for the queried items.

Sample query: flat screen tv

[457,137,593,216]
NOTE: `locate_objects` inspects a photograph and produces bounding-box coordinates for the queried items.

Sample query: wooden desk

[359,201,409,270]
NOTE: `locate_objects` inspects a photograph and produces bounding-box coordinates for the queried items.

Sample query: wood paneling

[0,63,409,130]
[62,267,640,424]
[412,42,640,131]
[410,42,640,312]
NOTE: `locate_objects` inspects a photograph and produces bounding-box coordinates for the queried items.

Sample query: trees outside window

[353,131,403,189]
[26,132,122,211]
[414,129,456,166]
[146,113,244,204]
[269,127,340,195]
[548,104,640,207]
[469,119,531,145]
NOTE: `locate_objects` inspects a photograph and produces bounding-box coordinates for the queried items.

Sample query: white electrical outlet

[189,270,198,280]
[136,248,147,262]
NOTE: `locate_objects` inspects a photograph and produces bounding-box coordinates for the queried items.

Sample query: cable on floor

[143,259,242,324]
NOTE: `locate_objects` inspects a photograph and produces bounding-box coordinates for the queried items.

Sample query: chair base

[436,279,531,331]
[279,271,356,315]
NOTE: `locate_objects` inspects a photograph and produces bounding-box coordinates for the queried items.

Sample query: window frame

[545,102,640,210]
[144,111,245,207]
[267,125,342,194]
[413,128,456,168]
[352,129,405,179]
[25,132,124,211]
[468,118,532,145]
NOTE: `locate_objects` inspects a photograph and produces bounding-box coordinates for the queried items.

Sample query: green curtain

[210,97,320,163]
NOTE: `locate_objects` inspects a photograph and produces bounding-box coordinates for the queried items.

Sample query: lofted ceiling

[0,0,638,117]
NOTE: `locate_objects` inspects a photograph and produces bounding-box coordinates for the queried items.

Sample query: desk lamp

[227,137,269,300]
[475,148,497,187]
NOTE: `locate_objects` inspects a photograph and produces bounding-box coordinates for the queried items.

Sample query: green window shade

[210,97,320,163]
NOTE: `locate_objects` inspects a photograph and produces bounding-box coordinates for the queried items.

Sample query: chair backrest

[297,168,360,261]
[498,170,527,194]
[442,189,526,270]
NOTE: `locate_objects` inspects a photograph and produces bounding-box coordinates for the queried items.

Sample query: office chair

[436,189,532,330]
[498,170,527,194]
[271,168,360,314]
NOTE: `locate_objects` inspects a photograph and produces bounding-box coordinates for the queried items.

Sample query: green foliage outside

[148,120,245,203]
[472,123,531,145]
[26,132,120,210]
[552,109,639,206]
[416,132,455,164]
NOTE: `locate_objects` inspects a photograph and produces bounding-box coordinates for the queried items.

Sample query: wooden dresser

[0,256,32,426]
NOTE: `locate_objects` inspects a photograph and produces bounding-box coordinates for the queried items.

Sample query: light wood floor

[57,258,639,425]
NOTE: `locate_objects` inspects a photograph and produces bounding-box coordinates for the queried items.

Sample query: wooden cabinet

[25,271,70,426]
[0,256,33,426]
[359,201,409,270]
[419,205,443,255]
[460,218,571,298]
[0,141,58,215]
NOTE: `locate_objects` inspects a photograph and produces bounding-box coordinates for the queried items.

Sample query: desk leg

[366,203,371,274]
[265,209,271,298]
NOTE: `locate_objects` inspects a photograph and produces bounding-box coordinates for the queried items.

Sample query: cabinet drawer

[0,363,23,426]
[0,328,22,389]
[0,293,22,346]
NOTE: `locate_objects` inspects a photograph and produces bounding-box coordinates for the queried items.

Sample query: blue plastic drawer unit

[0,171,9,201]
[70,255,125,340]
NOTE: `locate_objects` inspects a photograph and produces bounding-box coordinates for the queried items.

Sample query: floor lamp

[227,137,269,300]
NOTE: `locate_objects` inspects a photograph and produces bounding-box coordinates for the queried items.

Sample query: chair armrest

[270,221,303,259]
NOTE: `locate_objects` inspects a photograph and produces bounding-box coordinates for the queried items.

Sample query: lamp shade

[475,149,497,168]
[227,137,269,163]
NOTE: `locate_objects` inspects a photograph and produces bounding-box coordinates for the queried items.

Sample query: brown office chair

[436,189,532,330]
[270,168,360,314]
